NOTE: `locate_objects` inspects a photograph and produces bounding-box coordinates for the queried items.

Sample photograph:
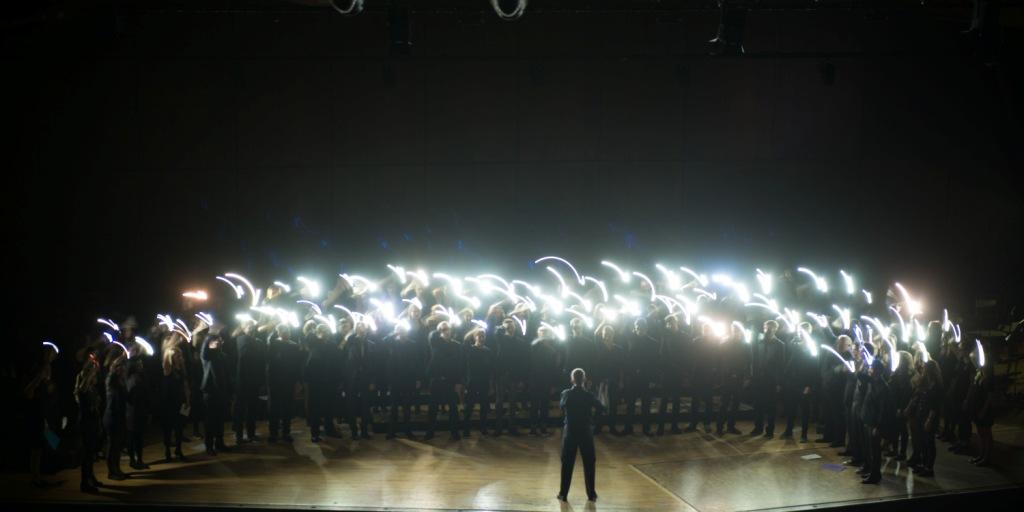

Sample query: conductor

[558,368,606,502]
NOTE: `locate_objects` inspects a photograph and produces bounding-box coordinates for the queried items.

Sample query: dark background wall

[5,1,1023,343]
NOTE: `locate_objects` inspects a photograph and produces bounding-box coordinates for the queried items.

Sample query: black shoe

[916,468,934,477]
[780,431,793,440]
[492,430,503,437]
[588,493,598,502]
[685,425,698,433]
[715,428,724,436]
[814,437,830,443]
[763,433,774,440]
[108,473,128,481]
[800,436,809,443]
[670,426,683,435]
[556,494,567,502]
[656,428,665,436]
[749,428,763,436]
[360,431,372,440]
[508,429,520,437]
[450,433,462,441]
[830,442,845,448]
[216,443,231,453]
[164,448,172,462]
[205,447,216,456]
[386,433,397,440]
[704,423,712,433]
[268,435,278,444]
[130,461,149,470]
[175,450,189,462]
[81,481,99,493]
[726,427,742,435]
[282,435,294,442]
[405,432,419,441]
[643,429,655,437]
[423,432,435,441]
[838,450,853,456]
[530,428,539,436]
[311,435,321,443]
[463,430,471,438]
[861,476,881,484]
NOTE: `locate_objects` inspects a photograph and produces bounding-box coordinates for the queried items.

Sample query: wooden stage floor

[5,419,1023,512]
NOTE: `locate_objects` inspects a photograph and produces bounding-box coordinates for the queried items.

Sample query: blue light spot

[321,239,329,247]
[379,237,390,249]
[456,239,464,250]
[403,233,412,241]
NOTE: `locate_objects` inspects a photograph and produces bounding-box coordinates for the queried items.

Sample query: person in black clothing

[462,328,494,437]
[74,352,104,492]
[557,368,605,503]
[529,325,561,436]
[687,323,716,433]
[592,324,624,435]
[564,318,595,383]
[267,324,302,443]
[103,356,129,481]
[657,314,688,435]
[341,321,377,439]
[822,335,854,447]
[160,345,190,462]
[201,331,232,455]
[966,343,995,467]
[232,319,265,444]
[493,318,528,436]
[946,342,974,454]
[910,358,943,477]
[888,350,913,460]
[624,318,659,436]
[860,359,894,484]
[125,349,150,470]
[750,320,786,438]
[717,322,749,435]
[782,324,818,441]
[384,322,420,440]
[305,324,338,442]
[426,321,464,440]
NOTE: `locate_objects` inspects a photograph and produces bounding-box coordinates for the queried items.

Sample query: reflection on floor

[4,420,1022,511]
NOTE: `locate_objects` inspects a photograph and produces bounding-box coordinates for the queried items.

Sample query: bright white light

[678,266,709,287]
[840,270,855,295]
[387,265,407,284]
[97,318,120,332]
[583,276,609,302]
[894,282,922,316]
[42,341,59,355]
[546,266,570,298]
[862,290,873,304]
[820,344,855,372]
[832,305,851,330]
[273,281,292,293]
[632,271,657,301]
[943,309,951,332]
[797,267,828,293]
[731,321,752,343]
[182,290,208,301]
[613,295,641,317]
[755,269,773,295]
[975,339,985,367]
[798,326,818,356]
[216,276,244,299]
[134,337,154,356]
[806,312,829,328]
[224,273,259,307]
[535,256,584,285]
[296,300,322,316]
[655,264,682,291]
[600,260,631,283]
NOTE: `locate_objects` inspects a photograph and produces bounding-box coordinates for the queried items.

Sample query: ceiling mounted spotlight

[490,0,528,21]
[329,0,364,16]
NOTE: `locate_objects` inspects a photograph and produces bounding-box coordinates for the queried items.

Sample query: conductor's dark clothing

[558,386,606,498]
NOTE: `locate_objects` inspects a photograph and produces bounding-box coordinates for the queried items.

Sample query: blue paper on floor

[821,463,846,472]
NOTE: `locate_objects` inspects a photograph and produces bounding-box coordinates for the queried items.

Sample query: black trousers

[528,383,551,430]
[106,427,125,475]
[427,379,459,435]
[625,377,653,432]
[346,384,373,434]
[847,407,863,461]
[865,425,883,478]
[307,382,333,437]
[388,384,416,435]
[753,380,778,434]
[80,420,99,484]
[128,422,145,464]
[783,387,812,436]
[717,379,740,430]
[463,386,490,433]
[494,375,523,432]
[233,385,261,438]
[560,429,596,498]
[688,387,713,428]
[657,383,683,430]
[267,384,294,437]
[160,409,184,450]
[203,392,226,449]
